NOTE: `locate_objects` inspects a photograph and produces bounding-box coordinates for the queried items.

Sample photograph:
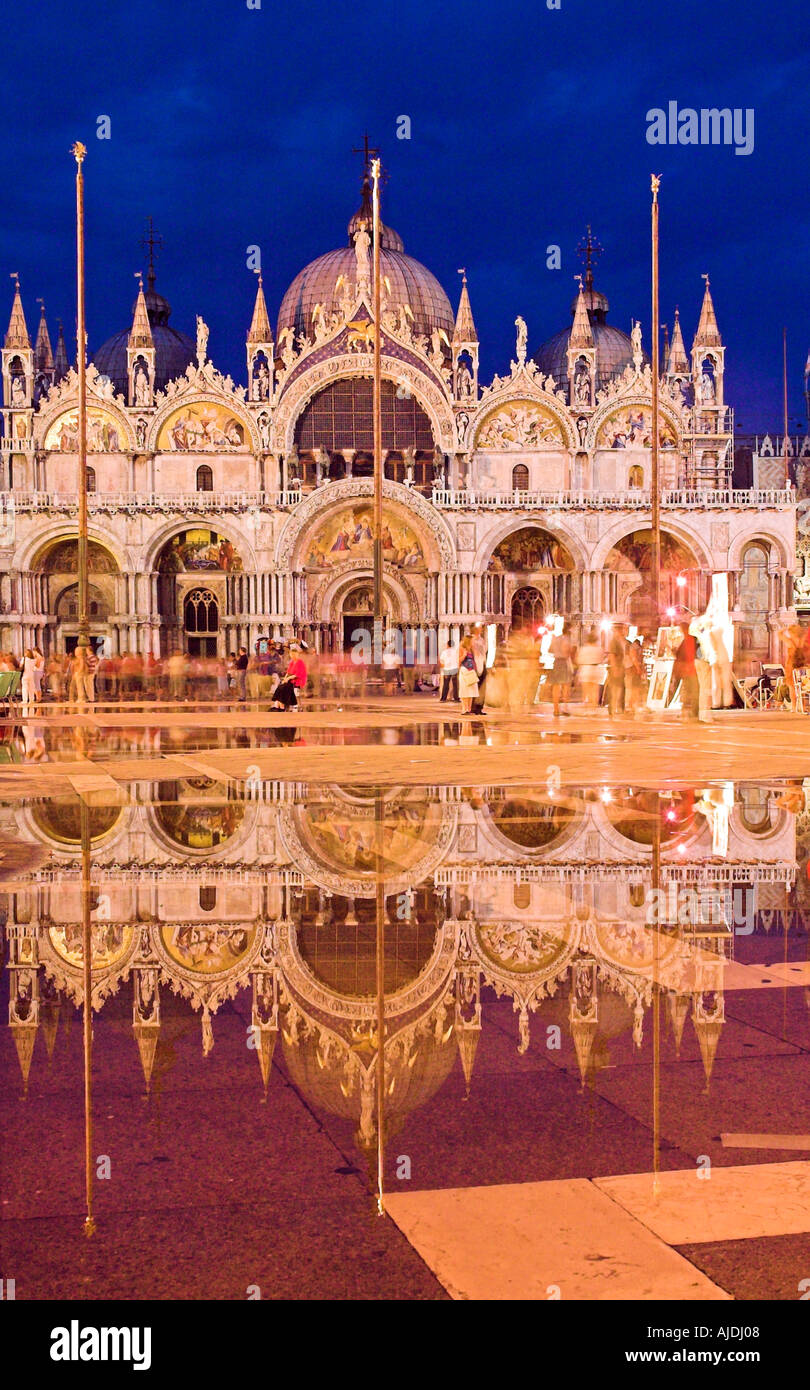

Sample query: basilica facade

[0,171,797,665]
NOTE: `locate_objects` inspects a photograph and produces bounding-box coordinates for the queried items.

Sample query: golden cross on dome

[139,217,163,289]
[576,225,603,290]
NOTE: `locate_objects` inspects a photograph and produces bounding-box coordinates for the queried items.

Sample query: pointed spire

[41,999,61,1063]
[247,273,272,344]
[129,275,153,349]
[5,274,30,349]
[693,274,722,348]
[54,320,69,381]
[453,270,478,345]
[667,306,689,374]
[570,276,595,349]
[693,1016,723,1091]
[34,300,54,371]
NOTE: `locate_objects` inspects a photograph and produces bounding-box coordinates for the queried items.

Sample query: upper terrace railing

[1,485,795,515]
[430,487,795,511]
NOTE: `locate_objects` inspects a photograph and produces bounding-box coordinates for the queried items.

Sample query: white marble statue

[515,315,527,365]
[196,315,209,365]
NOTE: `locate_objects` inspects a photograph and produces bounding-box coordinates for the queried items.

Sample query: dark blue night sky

[5,0,809,429]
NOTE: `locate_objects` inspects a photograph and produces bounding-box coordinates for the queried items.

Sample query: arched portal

[31,537,120,654]
[155,528,243,657]
[488,525,577,626]
[603,528,702,629]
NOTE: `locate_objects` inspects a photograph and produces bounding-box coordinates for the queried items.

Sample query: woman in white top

[32,646,45,701]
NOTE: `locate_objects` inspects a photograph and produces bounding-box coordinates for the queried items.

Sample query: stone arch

[587,394,682,453]
[147,390,260,455]
[589,516,712,573]
[275,477,456,572]
[140,516,258,574]
[473,514,587,574]
[470,387,575,452]
[728,530,790,571]
[272,355,456,456]
[309,563,422,626]
[34,391,136,452]
[15,522,125,575]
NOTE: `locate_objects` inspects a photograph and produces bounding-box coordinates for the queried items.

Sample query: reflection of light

[666,808,677,822]
[666,606,676,618]
[628,625,638,641]
[677,844,686,854]
[601,789,612,803]
[600,619,611,632]
[676,574,687,588]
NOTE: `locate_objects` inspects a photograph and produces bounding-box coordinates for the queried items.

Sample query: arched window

[512,464,529,492]
[629,883,646,908]
[196,464,213,492]
[184,588,219,635]
[199,886,217,912]
[628,465,643,489]
[511,586,544,632]
[86,466,96,493]
[513,883,531,910]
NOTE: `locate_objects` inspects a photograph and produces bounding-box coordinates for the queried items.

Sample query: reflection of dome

[277,176,454,342]
[534,282,649,393]
[155,780,245,849]
[93,274,195,396]
[33,800,121,845]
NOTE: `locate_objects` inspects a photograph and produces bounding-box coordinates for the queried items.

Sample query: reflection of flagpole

[72,142,90,655]
[371,157,384,678]
[650,176,661,631]
[375,791,386,1216]
[81,800,96,1236]
[652,812,661,1199]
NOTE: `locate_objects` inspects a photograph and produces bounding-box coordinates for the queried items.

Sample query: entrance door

[343,615,374,654]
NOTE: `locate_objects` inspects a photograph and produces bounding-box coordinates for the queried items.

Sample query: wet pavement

[1,734,809,1301]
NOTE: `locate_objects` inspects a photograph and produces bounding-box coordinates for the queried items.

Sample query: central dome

[93,273,195,397]
[534,280,649,393]
[277,176,454,343]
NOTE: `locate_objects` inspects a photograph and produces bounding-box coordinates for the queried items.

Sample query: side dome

[534,281,649,393]
[93,275,195,396]
[276,175,454,343]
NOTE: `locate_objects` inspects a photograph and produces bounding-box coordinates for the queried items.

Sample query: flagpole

[72,141,90,654]
[371,157,384,678]
[651,175,661,630]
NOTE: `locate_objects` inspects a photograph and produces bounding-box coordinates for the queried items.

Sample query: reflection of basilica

[0,166,795,663]
[2,779,801,1146]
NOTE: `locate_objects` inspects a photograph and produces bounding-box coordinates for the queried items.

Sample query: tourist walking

[623,638,646,715]
[21,648,39,706]
[548,622,573,717]
[68,646,95,706]
[604,636,625,717]
[672,624,699,720]
[167,649,187,701]
[575,628,602,711]
[438,638,459,703]
[471,626,488,715]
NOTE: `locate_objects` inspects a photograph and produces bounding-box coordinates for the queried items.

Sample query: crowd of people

[0,620,746,722]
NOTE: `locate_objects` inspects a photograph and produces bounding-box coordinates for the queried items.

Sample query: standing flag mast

[72,141,90,654]
[371,155,384,676]
[650,175,661,629]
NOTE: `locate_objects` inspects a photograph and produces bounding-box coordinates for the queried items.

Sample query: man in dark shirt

[235,646,248,702]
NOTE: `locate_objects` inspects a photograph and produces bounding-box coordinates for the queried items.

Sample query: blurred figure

[46,653,64,702]
[623,637,646,715]
[68,646,95,706]
[672,623,699,721]
[471,626,488,715]
[575,628,602,711]
[548,621,573,717]
[383,641,402,693]
[234,646,249,701]
[604,637,625,718]
[21,649,39,706]
[167,649,187,702]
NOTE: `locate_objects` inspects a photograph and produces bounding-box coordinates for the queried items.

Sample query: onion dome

[534,278,648,393]
[93,268,195,396]
[277,172,454,342]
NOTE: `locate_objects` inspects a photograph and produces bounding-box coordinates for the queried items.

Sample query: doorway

[343,614,374,653]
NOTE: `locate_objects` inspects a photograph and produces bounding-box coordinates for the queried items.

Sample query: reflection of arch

[483,794,580,854]
[148,780,257,859]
